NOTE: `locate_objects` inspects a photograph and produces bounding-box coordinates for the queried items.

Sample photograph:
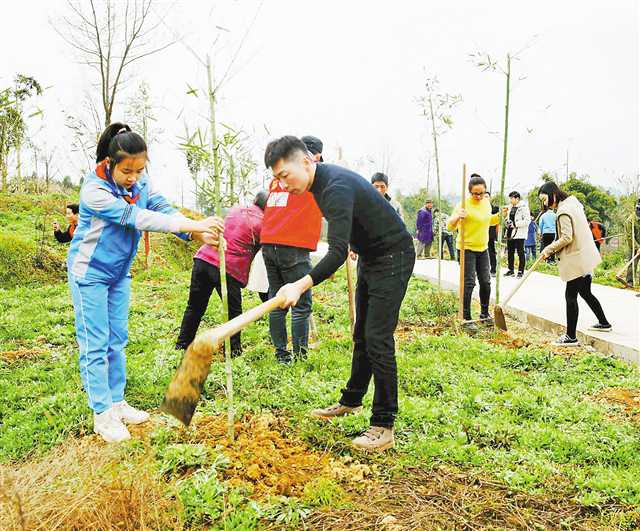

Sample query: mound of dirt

[185,413,377,497]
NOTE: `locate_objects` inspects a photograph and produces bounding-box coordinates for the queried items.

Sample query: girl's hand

[199,216,224,234]
[540,247,551,259]
[200,231,220,246]
[457,208,467,220]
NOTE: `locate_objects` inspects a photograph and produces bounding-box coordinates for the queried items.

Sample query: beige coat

[545,196,601,282]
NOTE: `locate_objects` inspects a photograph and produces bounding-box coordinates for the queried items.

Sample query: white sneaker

[113,400,150,425]
[94,408,131,443]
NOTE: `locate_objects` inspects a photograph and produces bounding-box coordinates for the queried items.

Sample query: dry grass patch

[0,432,180,530]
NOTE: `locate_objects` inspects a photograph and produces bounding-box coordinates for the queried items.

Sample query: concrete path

[312,244,639,364]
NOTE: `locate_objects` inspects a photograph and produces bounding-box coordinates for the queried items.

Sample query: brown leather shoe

[310,403,362,420]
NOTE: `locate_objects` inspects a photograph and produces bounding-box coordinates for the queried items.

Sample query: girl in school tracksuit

[68,123,222,443]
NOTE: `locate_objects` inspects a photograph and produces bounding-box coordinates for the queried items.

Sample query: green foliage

[178,468,228,525]
[157,443,210,476]
[302,477,346,508]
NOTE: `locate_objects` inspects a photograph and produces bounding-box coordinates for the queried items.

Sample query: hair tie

[117,127,128,135]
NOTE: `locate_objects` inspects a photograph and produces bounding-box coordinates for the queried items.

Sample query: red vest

[260,178,322,251]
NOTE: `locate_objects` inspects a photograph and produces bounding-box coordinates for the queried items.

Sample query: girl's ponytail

[95,122,147,173]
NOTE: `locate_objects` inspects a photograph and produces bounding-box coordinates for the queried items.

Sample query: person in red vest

[261,135,323,364]
[53,203,79,243]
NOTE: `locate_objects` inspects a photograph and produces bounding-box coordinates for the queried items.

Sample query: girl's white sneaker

[113,400,150,424]
[94,408,131,443]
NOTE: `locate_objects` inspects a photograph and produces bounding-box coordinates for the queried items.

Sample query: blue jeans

[262,244,313,358]
[525,244,537,261]
[69,273,130,413]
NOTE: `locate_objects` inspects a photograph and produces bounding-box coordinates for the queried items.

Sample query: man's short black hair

[264,136,308,168]
[67,203,79,214]
[371,172,389,186]
[253,190,268,210]
[508,190,521,199]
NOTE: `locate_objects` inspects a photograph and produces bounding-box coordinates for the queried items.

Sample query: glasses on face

[470,191,485,197]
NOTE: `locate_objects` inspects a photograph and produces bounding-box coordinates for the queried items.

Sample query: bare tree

[417,75,462,290]
[54,0,175,126]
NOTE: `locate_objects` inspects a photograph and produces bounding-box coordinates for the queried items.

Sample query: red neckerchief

[95,160,141,204]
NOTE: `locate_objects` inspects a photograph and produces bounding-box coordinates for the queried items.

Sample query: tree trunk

[495,54,511,305]
[207,55,234,441]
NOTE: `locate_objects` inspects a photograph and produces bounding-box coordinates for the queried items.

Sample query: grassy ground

[2,261,640,529]
[1,193,640,528]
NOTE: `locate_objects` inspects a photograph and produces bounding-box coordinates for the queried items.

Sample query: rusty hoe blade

[161,338,219,426]
[494,305,507,331]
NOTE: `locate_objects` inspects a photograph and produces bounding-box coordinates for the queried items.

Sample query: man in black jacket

[264,136,414,451]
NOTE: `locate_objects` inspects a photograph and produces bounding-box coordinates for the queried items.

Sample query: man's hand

[53,221,61,231]
[276,275,313,309]
[277,283,304,309]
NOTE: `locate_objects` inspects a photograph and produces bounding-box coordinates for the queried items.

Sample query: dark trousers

[440,233,455,259]
[176,258,243,353]
[541,233,556,263]
[507,238,526,274]
[262,244,313,358]
[340,247,415,428]
[565,275,609,339]
[488,237,497,274]
[459,249,491,320]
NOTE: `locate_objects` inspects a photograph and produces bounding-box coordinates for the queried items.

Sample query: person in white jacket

[503,191,530,278]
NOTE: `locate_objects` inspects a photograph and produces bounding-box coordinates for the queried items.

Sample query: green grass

[2,193,640,527]
[2,265,640,513]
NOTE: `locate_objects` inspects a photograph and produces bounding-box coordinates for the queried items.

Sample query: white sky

[1,0,638,206]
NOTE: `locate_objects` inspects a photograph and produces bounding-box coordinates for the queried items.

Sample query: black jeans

[459,249,491,320]
[176,258,243,353]
[541,233,556,263]
[262,244,313,358]
[565,275,609,339]
[507,238,525,274]
[340,247,415,428]
[488,237,497,274]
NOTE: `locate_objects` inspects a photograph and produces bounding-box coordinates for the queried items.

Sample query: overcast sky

[1,0,638,205]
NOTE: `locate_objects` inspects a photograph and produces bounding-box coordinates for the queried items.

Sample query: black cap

[301,135,323,162]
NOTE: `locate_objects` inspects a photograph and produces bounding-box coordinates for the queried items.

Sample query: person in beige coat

[538,182,612,346]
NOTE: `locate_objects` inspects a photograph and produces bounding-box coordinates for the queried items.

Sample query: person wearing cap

[370,172,403,219]
[503,190,530,278]
[260,135,323,364]
[264,135,414,452]
[416,198,434,259]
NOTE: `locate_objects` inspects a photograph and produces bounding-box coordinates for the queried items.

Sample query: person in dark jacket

[525,214,538,261]
[53,204,80,243]
[485,192,499,276]
[264,135,414,452]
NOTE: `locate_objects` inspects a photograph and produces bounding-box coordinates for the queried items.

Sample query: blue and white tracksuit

[68,167,189,413]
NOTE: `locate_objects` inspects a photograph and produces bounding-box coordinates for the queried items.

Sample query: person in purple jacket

[175,190,268,356]
[416,198,434,259]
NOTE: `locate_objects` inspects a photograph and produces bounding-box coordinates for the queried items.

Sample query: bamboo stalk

[206,55,234,441]
[495,54,511,305]
[428,93,443,289]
